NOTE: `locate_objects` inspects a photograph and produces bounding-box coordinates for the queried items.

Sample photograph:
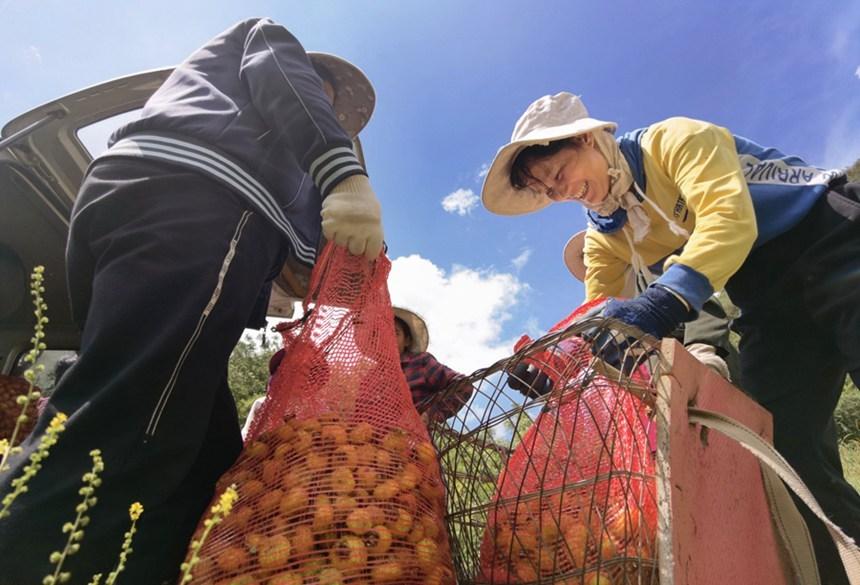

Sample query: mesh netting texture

[184,244,454,585]
[429,300,660,585]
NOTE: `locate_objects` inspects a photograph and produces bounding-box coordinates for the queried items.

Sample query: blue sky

[2,1,859,374]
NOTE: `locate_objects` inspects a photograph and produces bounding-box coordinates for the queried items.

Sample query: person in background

[0,18,383,585]
[242,308,471,435]
[481,91,859,584]
[563,229,738,381]
[394,307,472,423]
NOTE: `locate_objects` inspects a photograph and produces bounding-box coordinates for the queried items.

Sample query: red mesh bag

[185,244,454,585]
[478,300,657,585]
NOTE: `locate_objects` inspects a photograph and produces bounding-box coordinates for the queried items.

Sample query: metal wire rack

[424,313,668,585]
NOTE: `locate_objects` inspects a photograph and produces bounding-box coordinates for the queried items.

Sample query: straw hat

[563,230,588,282]
[481,92,616,216]
[393,307,429,354]
[309,52,376,138]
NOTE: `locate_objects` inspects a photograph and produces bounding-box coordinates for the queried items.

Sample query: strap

[758,459,820,585]
[827,190,860,222]
[688,407,860,584]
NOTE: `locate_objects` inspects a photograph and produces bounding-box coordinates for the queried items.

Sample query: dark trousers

[683,296,741,381]
[726,181,860,585]
[0,159,286,585]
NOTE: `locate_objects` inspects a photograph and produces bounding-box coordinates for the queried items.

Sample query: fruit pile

[187,413,454,585]
[479,489,653,585]
[0,374,39,445]
[476,377,657,585]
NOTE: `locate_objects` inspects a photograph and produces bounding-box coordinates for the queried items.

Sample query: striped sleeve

[422,353,472,419]
[309,146,367,197]
[239,19,365,196]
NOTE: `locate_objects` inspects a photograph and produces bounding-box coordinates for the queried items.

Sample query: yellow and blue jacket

[584,117,843,311]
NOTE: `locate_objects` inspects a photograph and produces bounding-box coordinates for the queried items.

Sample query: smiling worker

[482,92,860,584]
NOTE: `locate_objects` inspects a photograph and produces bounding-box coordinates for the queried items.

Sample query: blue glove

[602,285,692,339]
[588,285,691,371]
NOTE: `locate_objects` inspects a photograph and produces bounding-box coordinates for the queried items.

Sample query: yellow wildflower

[129,502,144,521]
[218,485,238,515]
[49,413,68,432]
[179,483,239,584]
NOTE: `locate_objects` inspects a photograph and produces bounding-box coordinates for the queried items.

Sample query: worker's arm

[648,118,758,311]
[420,353,472,421]
[240,18,382,258]
[239,18,364,195]
[584,234,631,301]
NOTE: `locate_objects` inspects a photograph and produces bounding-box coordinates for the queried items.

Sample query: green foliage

[179,485,238,584]
[840,442,860,492]
[835,379,860,491]
[836,379,860,444]
[227,335,273,423]
[433,424,506,577]
[429,399,535,579]
[846,158,860,183]
[44,450,104,585]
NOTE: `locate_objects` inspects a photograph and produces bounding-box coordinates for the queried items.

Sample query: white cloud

[441,188,479,216]
[822,104,860,169]
[829,4,860,60]
[855,66,860,80]
[388,254,526,374]
[477,162,490,180]
[511,248,532,271]
[25,45,42,65]
[523,316,543,339]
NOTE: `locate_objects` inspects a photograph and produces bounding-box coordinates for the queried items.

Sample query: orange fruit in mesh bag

[477,304,657,584]
[0,374,40,444]
[478,382,656,582]
[182,245,455,585]
[188,413,454,584]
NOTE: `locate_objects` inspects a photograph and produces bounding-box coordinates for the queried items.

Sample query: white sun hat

[393,307,430,354]
[481,92,616,216]
[563,229,588,282]
[309,52,375,138]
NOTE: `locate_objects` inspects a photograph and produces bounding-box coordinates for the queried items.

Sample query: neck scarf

[588,130,651,242]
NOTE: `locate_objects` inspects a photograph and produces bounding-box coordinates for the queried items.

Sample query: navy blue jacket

[99,17,366,267]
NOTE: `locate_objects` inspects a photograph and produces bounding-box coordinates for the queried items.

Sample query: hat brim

[563,230,588,282]
[393,307,430,354]
[309,52,375,138]
[481,119,616,216]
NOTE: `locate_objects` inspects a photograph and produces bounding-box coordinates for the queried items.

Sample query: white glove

[686,342,731,381]
[321,174,384,261]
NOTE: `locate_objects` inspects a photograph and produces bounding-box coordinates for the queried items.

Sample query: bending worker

[563,228,738,381]
[481,91,860,584]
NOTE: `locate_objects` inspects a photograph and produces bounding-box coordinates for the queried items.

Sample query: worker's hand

[586,285,691,371]
[507,362,553,398]
[321,174,384,261]
[602,285,691,339]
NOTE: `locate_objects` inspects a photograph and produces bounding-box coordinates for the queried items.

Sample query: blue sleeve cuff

[654,264,713,313]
